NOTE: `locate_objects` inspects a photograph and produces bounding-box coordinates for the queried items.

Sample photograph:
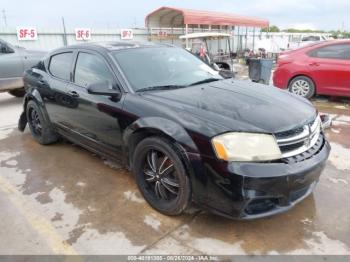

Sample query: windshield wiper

[136,85,186,93]
[136,79,221,92]
[188,78,221,86]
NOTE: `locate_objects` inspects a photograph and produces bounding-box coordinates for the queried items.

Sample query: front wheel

[288,76,315,99]
[132,137,191,216]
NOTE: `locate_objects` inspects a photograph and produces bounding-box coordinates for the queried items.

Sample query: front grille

[282,134,324,164]
[275,126,304,139]
[275,116,321,158]
[279,141,304,152]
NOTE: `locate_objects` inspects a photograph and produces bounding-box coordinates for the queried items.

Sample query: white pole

[185,24,189,49]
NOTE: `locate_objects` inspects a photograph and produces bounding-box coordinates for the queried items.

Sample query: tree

[261,25,280,32]
[259,25,350,39]
[330,30,350,39]
[283,28,325,33]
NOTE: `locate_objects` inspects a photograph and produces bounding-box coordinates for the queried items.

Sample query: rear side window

[309,44,350,60]
[74,52,114,88]
[49,52,73,80]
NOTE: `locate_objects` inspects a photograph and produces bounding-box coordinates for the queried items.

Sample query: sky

[1,0,349,31]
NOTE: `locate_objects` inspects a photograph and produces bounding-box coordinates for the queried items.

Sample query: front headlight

[212,132,282,162]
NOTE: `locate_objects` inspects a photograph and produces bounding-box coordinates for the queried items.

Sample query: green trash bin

[248,58,274,85]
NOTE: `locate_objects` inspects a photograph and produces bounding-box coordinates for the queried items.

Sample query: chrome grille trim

[275,116,321,158]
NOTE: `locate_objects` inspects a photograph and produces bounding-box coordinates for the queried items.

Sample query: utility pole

[2,9,7,27]
[61,17,68,46]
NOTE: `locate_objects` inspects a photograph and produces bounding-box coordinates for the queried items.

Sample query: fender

[123,116,199,154]
[123,116,208,204]
[18,88,51,132]
[290,72,316,87]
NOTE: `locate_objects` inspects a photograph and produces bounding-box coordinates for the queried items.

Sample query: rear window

[49,52,73,80]
[309,44,350,60]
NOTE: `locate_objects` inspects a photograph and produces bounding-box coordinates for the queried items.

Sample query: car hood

[142,79,316,134]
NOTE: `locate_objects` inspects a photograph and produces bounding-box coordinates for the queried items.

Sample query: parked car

[0,39,46,97]
[273,40,350,98]
[287,35,330,50]
[19,42,330,219]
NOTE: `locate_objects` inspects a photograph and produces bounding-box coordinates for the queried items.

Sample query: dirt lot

[0,87,349,255]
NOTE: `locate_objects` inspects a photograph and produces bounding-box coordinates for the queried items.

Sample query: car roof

[284,39,350,54]
[54,41,173,54]
[309,39,350,47]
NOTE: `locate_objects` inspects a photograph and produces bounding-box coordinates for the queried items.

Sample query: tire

[8,88,25,97]
[26,100,59,145]
[288,76,315,99]
[132,137,191,216]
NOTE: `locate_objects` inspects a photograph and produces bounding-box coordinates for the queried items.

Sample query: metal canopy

[145,6,269,28]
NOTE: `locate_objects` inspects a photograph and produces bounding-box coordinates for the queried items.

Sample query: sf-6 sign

[17,27,38,41]
[75,28,91,41]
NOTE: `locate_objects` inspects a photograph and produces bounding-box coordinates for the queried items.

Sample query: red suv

[273,40,350,98]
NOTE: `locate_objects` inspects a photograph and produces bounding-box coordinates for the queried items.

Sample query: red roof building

[145,6,269,29]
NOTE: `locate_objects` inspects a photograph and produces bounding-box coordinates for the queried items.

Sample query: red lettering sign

[17,27,38,40]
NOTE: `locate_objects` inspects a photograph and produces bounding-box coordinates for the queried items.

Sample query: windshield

[112,47,222,92]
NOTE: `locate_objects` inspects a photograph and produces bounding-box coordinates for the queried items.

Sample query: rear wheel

[288,76,315,99]
[8,88,25,97]
[26,100,59,145]
[132,137,191,216]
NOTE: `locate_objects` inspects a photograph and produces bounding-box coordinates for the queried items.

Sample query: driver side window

[74,52,114,88]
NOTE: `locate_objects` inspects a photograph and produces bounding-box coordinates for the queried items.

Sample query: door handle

[309,62,320,66]
[68,91,79,98]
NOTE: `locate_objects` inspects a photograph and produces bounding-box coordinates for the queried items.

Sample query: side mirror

[87,81,121,100]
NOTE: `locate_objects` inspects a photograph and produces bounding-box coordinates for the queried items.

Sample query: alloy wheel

[29,108,42,136]
[143,149,180,201]
[291,79,310,97]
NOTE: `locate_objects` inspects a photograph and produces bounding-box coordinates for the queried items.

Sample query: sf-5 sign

[17,27,38,41]
[75,28,91,41]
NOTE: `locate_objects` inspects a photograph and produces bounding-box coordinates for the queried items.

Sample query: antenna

[2,9,7,27]
[61,17,68,46]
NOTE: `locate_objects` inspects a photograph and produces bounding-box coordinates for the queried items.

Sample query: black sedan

[19,41,330,219]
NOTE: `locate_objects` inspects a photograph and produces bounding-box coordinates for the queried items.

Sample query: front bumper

[191,135,330,219]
